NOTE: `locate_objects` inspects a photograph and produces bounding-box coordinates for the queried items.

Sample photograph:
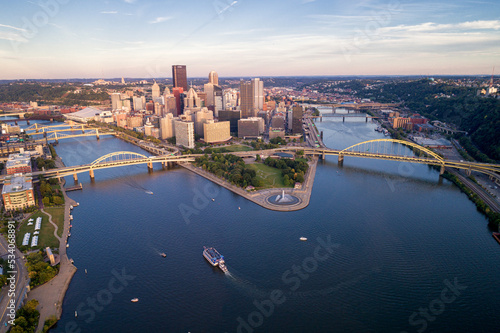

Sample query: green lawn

[44,207,65,238]
[211,145,254,153]
[16,211,59,251]
[247,163,291,189]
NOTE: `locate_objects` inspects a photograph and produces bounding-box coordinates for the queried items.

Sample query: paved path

[27,180,77,332]
[180,156,318,212]
[40,209,61,243]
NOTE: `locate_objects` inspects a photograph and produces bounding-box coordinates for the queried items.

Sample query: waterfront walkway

[27,159,77,332]
[180,156,319,212]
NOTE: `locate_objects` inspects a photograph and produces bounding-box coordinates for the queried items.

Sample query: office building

[133,96,146,111]
[185,87,202,110]
[152,81,161,99]
[2,175,35,211]
[204,83,215,108]
[127,115,143,129]
[174,120,195,149]
[269,128,285,139]
[240,78,264,118]
[172,65,188,92]
[218,110,241,133]
[6,153,32,174]
[194,108,214,137]
[271,116,285,129]
[292,105,303,134]
[172,87,184,116]
[204,121,231,143]
[208,71,218,85]
[160,114,175,139]
[238,117,264,138]
[111,93,122,110]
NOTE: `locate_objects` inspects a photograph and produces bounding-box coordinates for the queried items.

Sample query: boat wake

[123,177,153,195]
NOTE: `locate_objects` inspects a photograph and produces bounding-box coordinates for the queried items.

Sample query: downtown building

[2,175,36,211]
[6,153,32,175]
[174,120,195,149]
[240,78,264,118]
[238,117,265,138]
[172,65,188,92]
[203,121,231,144]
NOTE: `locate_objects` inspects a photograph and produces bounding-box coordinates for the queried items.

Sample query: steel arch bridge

[91,151,149,166]
[338,139,444,165]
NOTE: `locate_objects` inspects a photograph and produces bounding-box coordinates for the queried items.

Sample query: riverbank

[180,156,318,212]
[26,157,77,332]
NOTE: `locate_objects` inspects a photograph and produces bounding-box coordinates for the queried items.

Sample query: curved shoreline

[180,156,319,212]
[27,158,77,332]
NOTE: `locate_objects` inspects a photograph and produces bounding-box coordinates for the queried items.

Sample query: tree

[42,197,50,206]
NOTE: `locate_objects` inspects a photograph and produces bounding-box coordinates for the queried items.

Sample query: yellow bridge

[1,139,498,184]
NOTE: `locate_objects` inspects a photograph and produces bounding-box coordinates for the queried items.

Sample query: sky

[0,0,499,79]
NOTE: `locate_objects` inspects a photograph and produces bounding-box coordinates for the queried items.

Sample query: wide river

[40,111,500,333]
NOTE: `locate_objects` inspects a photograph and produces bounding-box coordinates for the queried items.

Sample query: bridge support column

[89,169,95,180]
[96,129,100,140]
[147,162,153,172]
[322,152,325,160]
[440,165,445,175]
[338,154,344,166]
[54,132,58,144]
[343,116,345,122]
[366,117,368,123]
[466,169,472,176]
[81,124,85,134]
[73,173,78,183]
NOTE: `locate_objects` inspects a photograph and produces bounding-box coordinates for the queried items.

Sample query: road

[0,235,29,332]
[449,169,500,213]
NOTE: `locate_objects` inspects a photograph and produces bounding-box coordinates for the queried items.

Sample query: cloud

[302,0,315,3]
[124,0,136,3]
[380,20,500,33]
[101,11,118,14]
[0,23,26,32]
[149,16,172,24]
[0,31,28,42]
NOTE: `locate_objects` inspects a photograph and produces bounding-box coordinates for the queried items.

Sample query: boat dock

[65,183,83,192]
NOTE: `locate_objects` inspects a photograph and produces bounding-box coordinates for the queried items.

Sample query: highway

[449,169,500,213]
[0,234,29,332]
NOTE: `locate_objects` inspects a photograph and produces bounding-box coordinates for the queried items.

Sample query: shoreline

[27,157,77,332]
[180,156,319,212]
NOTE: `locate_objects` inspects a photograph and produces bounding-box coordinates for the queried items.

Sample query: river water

[41,113,500,333]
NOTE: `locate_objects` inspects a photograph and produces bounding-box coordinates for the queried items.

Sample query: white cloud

[124,0,136,3]
[381,20,500,33]
[0,23,26,32]
[149,17,172,24]
[0,31,28,42]
[101,11,118,14]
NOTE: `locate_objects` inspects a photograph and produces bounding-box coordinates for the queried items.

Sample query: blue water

[48,116,500,333]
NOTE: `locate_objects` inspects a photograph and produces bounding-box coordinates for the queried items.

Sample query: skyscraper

[172,65,188,92]
[152,81,160,99]
[208,71,218,85]
[240,78,264,118]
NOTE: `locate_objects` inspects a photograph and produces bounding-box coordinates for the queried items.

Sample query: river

[41,113,500,333]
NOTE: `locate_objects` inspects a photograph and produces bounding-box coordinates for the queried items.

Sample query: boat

[212,198,215,202]
[160,253,167,258]
[300,237,308,241]
[131,298,139,303]
[75,311,77,317]
[493,232,500,244]
[203,246,228,273]
[146,191,153,195]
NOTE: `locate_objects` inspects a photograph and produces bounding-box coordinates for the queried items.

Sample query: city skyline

[0,0,499,79]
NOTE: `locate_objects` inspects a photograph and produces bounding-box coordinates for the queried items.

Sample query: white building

[160,114,175,140]
[174,121,195,149]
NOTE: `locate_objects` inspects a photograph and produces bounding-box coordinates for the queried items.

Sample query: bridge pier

[89,169,95,180]
[338,154,344,166]
[73,173,78,183]
[440,165,445,175]
[320,116,322,122]
[343,116,345,122]
[147,162,153,172]
[81,124,85,134]
[466,168,472,176]
[365,117,368,123]
[96,129,100,140]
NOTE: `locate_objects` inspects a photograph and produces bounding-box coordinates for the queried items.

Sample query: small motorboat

[160,253,167,258]
[146,191,153,195]
[212,198,215,202]
[300,237,308,241]
[131,298,139,303]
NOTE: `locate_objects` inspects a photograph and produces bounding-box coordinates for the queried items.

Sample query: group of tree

[195,153,261,188]
[11,299,40,333]
[35,157,56,170]
[40,179,64,206]
[249,140,280,150]
[346,79,500,161]
[269,137,287,145]
[26,252,59,288]
[264,157,308,186]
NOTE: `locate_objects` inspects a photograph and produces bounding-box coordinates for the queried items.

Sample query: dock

[65,183,83,192]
